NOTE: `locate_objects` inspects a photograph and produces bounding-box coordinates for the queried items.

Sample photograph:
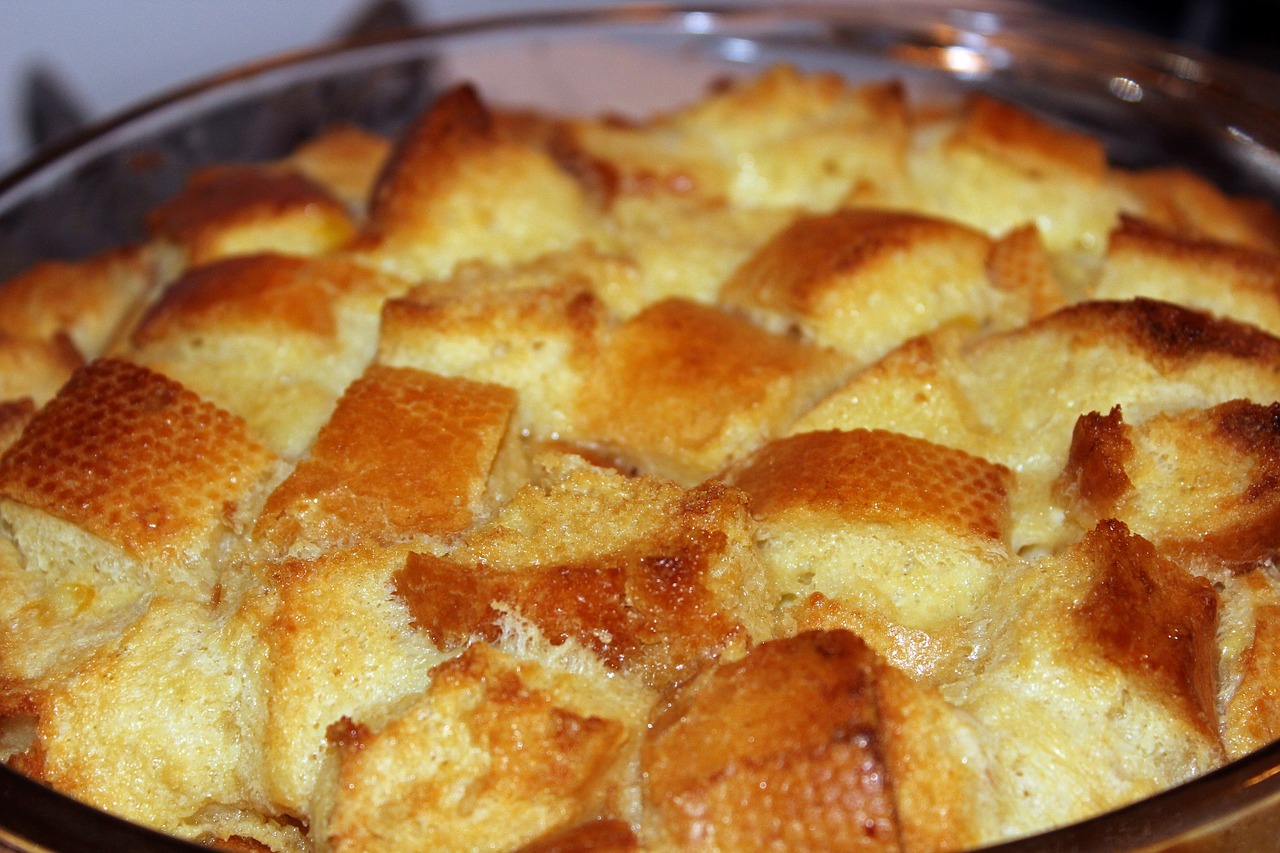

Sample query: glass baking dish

[3,4,1280,851]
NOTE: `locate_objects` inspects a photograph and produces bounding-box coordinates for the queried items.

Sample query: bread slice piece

[884,94,1136,253]
[0,244,155,359]
[355,85,597,280]
[284,124,392,216]
[9,589,281,848]
[574,297,850,484]
[567,65,910,210]
[0,330,82,406]
[728,429,1012,679]
[317,642,644,853]
[955,520,1223,837]
[395,452,776,690]
[641,630,999,853]
[255,364,521,558]
[128,253,411,456]
[1093,216,1280,337]
[0,358,279,592]
[378,258,611,440]
[148,164,356,269]
[259,543,442,816]
[1057,400,1280,569]
[721,208,998,365]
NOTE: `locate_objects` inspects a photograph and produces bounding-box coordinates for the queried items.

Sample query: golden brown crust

[577,298,848,483]
[1094,215,1280,337]
[0,358,274,563]
[395,475,767,690]
[324,644,633,853]
[285,124,391,212]
[950,95,1106,180]
[148,164,355,266]
[0,329,83,406]
[1073,520,1220,739]
[256,365,516,553]
[734,429,1011,541]
[721,208,996,362]
[1057,405,1134,516]
[133,254,337,344]
[642,630,902,852]
[0,244,154,358]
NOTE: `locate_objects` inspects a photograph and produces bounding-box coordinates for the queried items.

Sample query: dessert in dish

[3,64,1280,851]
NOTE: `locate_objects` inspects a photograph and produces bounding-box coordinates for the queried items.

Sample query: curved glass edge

[3,4,1280,851]
[0,765,205,853]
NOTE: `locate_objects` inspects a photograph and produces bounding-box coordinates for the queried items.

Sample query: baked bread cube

[574,297,849,484]
[318,643,645,853]
[1093,216,1280,337]
[0,358,278,590]
[394,453,776,690]
[956,520,1223,836]
[128,253,411,456]
[729,429,1012,678]
[355,85,597,281]
[642,630,999,853]
[0,244,155,359]
[255,364,521,558]
[148,163,356,270]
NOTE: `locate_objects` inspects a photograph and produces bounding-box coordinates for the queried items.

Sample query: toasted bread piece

[0,359,278,589]
[882,95,1136,253]
[148,164,356,269]
[1058,400,1280,569]
[0,330,82,405]
[721,208,999,364]
[319,643,642,853]
[789,326,985,453]
[574,298,849,484]
[285,124,392,215]
[259,544,442,815]
[569,66,910,210]
[11,591,274,845]
[356,85,596,280]
[1119,167,1280,252]
[985,223,1071,318]
[255,365,520,557]
[129,253,411,456]
[0,244,154,359]
[642,630,998,852]
[396,453,775,689]
[1094,216,1280,336]
[599,195,793,314]
[957,520,1223,836]
[378,258,610,439]
[729,429,1012,678]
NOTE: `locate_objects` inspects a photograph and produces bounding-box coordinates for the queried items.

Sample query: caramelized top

[256,365,515,551]
[643,630,901,852]
[732,429,1011,541]
[148,164,354,264]
[951,95,1107,180]
[1074,520,1220,738]
[0,358,273,562]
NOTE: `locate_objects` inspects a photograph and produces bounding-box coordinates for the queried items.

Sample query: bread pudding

[4,65,1280,852]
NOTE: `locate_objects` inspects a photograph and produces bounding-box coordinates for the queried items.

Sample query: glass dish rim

[3,3,1280,851]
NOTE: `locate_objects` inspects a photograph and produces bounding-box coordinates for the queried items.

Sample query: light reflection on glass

[1109,76,1143,102]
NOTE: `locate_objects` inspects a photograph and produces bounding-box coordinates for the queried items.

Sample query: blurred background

[1,0,1278,175]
